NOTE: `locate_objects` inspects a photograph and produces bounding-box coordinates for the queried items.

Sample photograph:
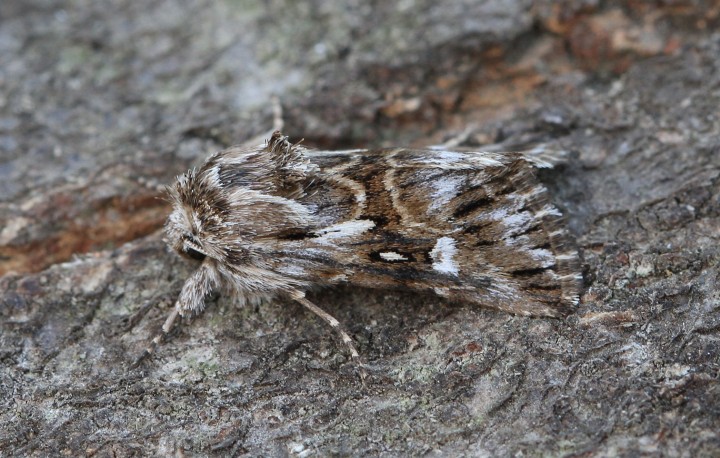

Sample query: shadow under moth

[138,131,582,377]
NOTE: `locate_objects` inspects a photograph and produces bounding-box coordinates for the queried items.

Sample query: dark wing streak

[296,146,581,314]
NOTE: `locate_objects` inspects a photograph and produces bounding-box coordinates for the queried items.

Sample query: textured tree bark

[1,1,718,456]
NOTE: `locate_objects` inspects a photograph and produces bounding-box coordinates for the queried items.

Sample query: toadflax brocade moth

[138,131,582,373]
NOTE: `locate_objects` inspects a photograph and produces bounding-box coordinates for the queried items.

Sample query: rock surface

[1,1,718,456]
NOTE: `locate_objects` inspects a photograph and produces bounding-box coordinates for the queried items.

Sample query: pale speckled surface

[1,1,719,456]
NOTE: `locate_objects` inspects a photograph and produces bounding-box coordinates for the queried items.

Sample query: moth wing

[277,147,581,316]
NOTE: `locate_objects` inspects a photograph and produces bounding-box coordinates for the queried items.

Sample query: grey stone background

[1,1,718,456]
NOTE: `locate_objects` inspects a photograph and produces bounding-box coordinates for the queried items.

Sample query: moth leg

[131,306,181,368]
[132,262,218,368]
[290,290,367,382]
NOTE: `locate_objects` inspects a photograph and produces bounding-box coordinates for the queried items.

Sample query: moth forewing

[137,131,581,372]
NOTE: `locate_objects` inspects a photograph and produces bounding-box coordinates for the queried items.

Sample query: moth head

[164,134,314,264]
[178,234,207,262]
[164,199,210,263]
[164,171,224,263]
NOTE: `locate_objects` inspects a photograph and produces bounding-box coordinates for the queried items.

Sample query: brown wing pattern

[285,148,581,317]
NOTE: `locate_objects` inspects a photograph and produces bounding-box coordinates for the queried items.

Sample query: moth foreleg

[290,290,367,382]
[132,262,218,368]
[131,306,181,368]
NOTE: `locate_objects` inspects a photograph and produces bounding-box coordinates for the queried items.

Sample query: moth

[138,131,581,374]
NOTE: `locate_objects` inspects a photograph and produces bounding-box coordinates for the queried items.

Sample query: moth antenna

[242,98,285,148]
[131,306,181,368]
[290,290,367,383]
[517,145,571,168]
[269,95,284,132]
[430,124,479,149]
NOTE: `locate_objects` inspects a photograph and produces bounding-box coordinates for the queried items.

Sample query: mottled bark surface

[1,1,719,456]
